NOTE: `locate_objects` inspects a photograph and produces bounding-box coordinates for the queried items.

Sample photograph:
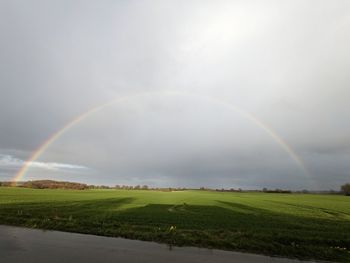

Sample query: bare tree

[341,183,350,196]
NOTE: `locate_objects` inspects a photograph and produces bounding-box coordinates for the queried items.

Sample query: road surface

[0,225,317,263]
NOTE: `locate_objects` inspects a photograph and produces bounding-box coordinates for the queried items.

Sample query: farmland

[0,187,349,262]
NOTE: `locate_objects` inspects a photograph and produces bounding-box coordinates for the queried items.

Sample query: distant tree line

[1,180,349,195]
[0,181,185,191]
[0,181,12,187]
[20,180,88,190]
[113,185,187,192]
[212,187,243,192]
[114,185,149,190]
[341,183,350,196]
[262,188,292,194]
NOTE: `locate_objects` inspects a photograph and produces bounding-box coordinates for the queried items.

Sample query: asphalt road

[0,225,316,263]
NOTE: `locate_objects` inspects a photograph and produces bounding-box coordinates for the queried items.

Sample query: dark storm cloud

[0,0,349,189]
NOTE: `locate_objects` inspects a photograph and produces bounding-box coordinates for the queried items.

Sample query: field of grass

[0,187,349,262]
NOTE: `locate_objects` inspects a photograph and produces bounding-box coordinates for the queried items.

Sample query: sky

[1,0,350,190]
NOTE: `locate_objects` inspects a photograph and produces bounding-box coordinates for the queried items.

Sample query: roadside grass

[0,187,349,262]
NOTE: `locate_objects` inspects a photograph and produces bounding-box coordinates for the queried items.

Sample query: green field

[0,187,349,262]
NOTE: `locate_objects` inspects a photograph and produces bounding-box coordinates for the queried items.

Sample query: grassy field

[0,187,349,262]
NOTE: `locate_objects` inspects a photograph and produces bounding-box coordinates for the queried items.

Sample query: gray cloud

[1,0,349,190]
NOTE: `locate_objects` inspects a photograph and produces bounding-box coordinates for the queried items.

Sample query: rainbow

[12,91,309,185]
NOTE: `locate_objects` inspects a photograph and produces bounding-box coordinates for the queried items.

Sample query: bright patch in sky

[0,154,88,172]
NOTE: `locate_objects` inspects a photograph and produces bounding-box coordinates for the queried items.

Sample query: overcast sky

[1,0,349,190]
